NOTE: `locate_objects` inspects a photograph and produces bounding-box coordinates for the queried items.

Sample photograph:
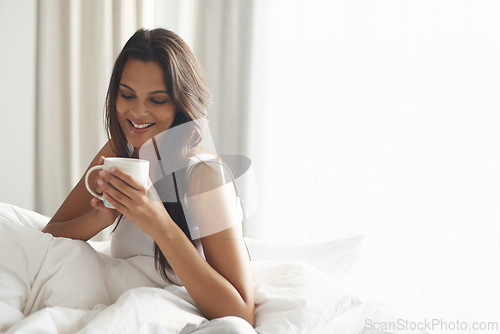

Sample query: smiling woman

[40,28,256,330]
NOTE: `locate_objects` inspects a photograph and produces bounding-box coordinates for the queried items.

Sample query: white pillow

[0,202,49,230]
[245,235,364,279]
[252,260,362,334]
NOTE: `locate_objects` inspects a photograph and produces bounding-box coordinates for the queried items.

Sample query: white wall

[0,0,37,210]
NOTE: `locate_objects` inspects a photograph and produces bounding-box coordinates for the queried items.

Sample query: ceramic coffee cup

[85,157,150,209]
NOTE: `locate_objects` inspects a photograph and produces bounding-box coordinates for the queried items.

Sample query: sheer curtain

[191,0,253,156]
[248,0,500,322]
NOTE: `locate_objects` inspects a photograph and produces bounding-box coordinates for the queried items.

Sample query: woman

[42,28,255,329]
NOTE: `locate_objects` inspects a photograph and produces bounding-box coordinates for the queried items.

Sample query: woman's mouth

[127,119,155,133]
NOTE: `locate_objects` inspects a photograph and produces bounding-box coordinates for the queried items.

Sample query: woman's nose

[130,101,149,117]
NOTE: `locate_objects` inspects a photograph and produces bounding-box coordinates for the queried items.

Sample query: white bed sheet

[0,203,431,334]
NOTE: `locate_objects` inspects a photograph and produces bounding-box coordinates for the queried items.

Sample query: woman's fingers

[89,156,107,195]
[96,167,149,214]
[109,167,145,191]
[90,195,120,227]
[91,196,112,213]
[101,168,145,195]
[91,195,110,210]
[98,176,131,202]
[103,191,129,212]
[98,171,129,194]
[95,179,105,195]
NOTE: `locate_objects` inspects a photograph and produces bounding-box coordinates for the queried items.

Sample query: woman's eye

[151,99,168,105]
[121,92,135,100]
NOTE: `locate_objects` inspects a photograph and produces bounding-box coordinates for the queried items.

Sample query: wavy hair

[104,28,212,281]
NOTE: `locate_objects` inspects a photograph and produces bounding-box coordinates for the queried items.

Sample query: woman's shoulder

[186,148,229,197]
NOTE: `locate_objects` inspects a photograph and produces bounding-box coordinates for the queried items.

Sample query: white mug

[85,157,150,209]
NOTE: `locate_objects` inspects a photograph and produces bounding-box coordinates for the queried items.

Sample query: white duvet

[0,203,424,334]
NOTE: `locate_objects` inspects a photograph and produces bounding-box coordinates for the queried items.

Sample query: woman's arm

[42,140,119,240]
[96,161,255,325]
[156,223,255,324]
[177,161,255,323]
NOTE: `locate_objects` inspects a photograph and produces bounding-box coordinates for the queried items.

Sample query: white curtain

[36,0,155,216]
[190,0,253,156]
[248,0,500,322]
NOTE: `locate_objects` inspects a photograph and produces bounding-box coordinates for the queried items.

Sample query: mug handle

[85,165,106,202]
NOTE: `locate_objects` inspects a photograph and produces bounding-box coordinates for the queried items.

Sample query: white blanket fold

[0,203,376,333]
[0,223,110,318]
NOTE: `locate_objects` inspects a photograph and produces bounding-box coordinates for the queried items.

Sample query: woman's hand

[96,165,171,236]
[90,156,120,227]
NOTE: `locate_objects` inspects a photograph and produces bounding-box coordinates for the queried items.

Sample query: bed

[0,202,431,333]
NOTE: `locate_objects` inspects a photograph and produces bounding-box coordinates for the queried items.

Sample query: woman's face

[116,58,176,149]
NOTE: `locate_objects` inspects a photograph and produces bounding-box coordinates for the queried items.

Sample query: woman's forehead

[120,59,167,92]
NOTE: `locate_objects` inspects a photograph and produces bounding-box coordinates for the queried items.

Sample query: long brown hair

[104,28,212,281]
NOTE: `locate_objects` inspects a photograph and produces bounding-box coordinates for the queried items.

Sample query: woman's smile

[127,119,156,133]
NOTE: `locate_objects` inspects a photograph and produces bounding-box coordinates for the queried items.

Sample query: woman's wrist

[153,212,181,241]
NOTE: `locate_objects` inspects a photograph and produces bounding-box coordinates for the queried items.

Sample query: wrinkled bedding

[0,203,428,334]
